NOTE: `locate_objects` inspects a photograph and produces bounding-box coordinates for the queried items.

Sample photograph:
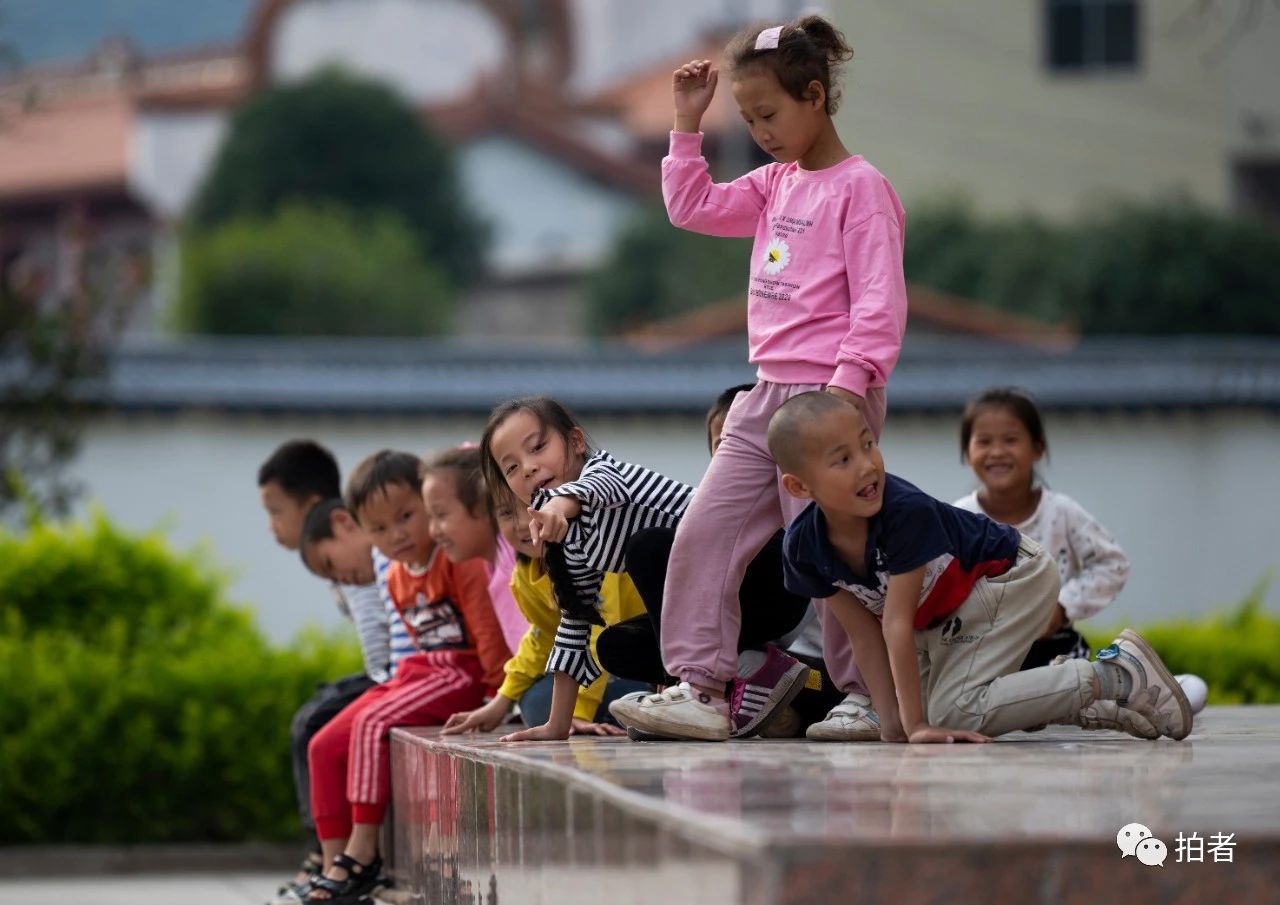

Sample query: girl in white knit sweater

[953,387,1206,713]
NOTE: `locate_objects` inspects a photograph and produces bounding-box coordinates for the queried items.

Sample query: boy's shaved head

[767,391,860,474]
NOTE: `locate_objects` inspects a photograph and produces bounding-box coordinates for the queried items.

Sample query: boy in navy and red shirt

[767,392,1192,744]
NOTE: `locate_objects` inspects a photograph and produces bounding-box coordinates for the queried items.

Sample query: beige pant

[917,537,1096,737]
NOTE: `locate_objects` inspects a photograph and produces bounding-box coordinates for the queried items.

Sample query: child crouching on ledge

[766,392,1192,744]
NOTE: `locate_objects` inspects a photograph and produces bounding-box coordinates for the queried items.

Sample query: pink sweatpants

[660,380,886,690]
[308,651,484,841]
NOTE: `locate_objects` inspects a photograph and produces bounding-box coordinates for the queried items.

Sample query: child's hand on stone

[908,724,991,744]
[570,718,626,737]
[442,697,509,735]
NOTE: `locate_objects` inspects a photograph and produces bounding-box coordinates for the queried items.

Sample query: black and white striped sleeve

[546,614,603,687]
[543,455,630,513]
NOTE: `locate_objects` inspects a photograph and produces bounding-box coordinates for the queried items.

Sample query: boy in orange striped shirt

[303,450,509,904]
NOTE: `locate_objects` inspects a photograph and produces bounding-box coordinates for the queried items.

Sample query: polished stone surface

[0,872,283,905]
[389,707,1280,904]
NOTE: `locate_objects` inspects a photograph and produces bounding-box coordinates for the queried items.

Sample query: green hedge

[903,197,1280,334]
[0,514,360,843]
[1084,580,1280,705]
[173,203,454,337]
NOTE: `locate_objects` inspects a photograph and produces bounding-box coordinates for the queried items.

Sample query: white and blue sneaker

[1096,630,1193,741]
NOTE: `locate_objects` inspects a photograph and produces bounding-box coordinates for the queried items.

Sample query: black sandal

[277,851,324,895]
[302,852,384,904]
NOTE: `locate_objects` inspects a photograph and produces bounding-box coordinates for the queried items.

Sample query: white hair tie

[755,26,783,51]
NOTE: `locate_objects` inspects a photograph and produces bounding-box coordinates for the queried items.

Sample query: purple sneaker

[730,645,811,738]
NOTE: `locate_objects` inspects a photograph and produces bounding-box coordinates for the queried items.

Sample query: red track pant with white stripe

[308,650,485,840]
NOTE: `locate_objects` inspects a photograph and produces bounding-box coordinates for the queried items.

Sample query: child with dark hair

[769,392,1192,744]
[258,440,341,551]
[443,489,647,737]
[480,395,694,741]
[299,499,413,674]
[419,446,529,655]
[256,442,396,903]
[953,387,1207,713]
[606,384,847,739]
[301,450,510,904]
[624,13,909,742]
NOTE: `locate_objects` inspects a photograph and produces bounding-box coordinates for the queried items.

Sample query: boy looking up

[767,393,1191,744]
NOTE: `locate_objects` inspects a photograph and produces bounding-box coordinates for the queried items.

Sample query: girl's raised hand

[673,59,718,132]
[527,506,569,550]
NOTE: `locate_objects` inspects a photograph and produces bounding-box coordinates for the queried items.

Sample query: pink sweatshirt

[662,131,907,397]
[486,534,529,654]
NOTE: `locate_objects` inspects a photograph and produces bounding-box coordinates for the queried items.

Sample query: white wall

[271,0,504,104]
[68,412,711,645]
[456,136,640,275]
[69,408,1280,646]
[129,110,229,219]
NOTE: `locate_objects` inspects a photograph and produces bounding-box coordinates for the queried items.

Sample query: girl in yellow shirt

[443,497,649,735]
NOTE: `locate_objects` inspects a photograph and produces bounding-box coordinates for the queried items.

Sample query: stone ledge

[389,707,1280,904]
[0,842,302,877]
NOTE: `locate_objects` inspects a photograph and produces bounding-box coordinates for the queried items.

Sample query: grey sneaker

[805,692,881,741]
[1095,629,1193,740]
[1076,700,1161,739]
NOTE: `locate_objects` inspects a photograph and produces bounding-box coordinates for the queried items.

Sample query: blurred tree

[904,196,1280,334]
[173,203,453,336]
[592,196,1280,335]
[1,237,143,525]
[189,66,486,289]
[585,204,752,334]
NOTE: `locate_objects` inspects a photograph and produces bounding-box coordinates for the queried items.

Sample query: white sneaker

[1096,629,1193,740]
[805,692,881,741]
[1175,673,1208,715]
[608,682,730,741]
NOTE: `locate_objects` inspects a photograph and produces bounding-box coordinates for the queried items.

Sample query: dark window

[1045,0,1140,72]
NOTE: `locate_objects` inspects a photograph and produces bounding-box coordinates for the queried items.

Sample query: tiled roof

[59,335,1280,416]
[0,96,134,201]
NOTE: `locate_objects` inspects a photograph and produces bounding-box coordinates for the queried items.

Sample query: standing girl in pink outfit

[614,15,908,741]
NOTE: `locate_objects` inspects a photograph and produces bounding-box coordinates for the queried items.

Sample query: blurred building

[828,1,1280,225]
[0,0,798,337]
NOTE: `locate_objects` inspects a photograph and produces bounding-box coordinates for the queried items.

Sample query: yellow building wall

[830,0,1230,217]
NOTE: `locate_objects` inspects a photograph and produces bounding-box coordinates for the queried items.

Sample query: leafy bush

[190,66,486,286]
[585,204,753,334]
[1085,580,1280,705]
[173,204,453,336]
[904,197,1280,334]
[0,514,360,843]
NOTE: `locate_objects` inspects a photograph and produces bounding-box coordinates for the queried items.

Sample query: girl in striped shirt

[480,395,694,741]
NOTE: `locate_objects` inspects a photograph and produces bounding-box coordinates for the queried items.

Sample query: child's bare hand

[570,718,626,737]
[527,506,569,550]
[673,59,717,132]
[908,725,991,744]
[442,702,503,735]
[879,714,909,743]
[500,722,571,743]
